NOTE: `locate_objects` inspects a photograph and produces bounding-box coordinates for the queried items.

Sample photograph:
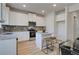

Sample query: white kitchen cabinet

[32,14,37,22]
[36,32,52,49]
[28,13,32,21]
[14,31,29,42]
[2,7,10,25]
[25,14,29,26]
[28,13,37,22]
[0,39,16,55]
[0,3,1,21]
[17,32,29,41]
[1,3,6,22]
[9,11,45,26]
[36,16,45,26]
[0,4,9,25]
[9,11,17,25]
[0,3,6,27]
[16,13,28,26]
[28,13,45,26]
[9,11,28,26]
[28,13,33,22]
[0,23,1,28]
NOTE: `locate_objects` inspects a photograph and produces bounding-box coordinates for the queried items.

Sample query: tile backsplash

[0,28,3,33]
[2,25,28,32]
[2,25,46,32]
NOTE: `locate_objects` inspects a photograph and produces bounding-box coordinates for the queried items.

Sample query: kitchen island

[0,32,17,55]
[13,31,29,42]
[36,32,53,49]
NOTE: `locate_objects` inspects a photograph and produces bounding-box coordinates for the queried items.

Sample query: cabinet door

[28,13,37,22]
[32,14,37,22]
[36,16,45,26]
[25,14,28,26]
[16,13,27,26]
[2,7,9,25]
[10,11,28,26]
[0,3,6,27]
[0,39,16,55]
[2,4,6,22]
[0,3,1,21]
[9,11,17,25]
[17,32,29,41]
[0,4,1,28]
[28,13,33,21]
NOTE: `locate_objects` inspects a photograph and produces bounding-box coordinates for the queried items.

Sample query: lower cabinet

[0,39,16,55]
[14,31,29,42]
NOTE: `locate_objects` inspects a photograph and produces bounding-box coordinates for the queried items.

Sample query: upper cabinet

[9,11,28,26]
[9,11,29,26]
[0,3,9,25]
[28,13,37,22]
[2,7,10,25]
[0,3,1,21]
[0,3,9,28]
[0,3,6,23]
[0,4,1,28]
[36,16,45,26]
[9,10,45,26]
[28,13,45,26]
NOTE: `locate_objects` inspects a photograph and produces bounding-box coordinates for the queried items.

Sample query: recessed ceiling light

[22,4,26,7]
[52,4,56,7]
[42,10,45,13]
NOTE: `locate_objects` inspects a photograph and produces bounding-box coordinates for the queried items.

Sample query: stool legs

[41,38,54,54]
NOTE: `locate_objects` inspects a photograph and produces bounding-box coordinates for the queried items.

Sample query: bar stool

[42,37,56,54]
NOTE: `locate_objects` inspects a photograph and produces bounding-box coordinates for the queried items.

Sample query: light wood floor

[17,40,60,55]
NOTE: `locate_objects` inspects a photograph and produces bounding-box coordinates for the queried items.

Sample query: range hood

[0,3,5,23]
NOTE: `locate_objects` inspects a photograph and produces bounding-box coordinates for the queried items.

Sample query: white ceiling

[7,3,75,15]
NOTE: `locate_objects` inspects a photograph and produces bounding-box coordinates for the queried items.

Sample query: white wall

[72,12,79,39]
[39,4,79,41]
[56,21,66,41]
[55,11,67,41]
[66,3,79,42]
[45,10,67,41]
[45,11,55,34]
[45,7,75,42]
[69,4,79,12]
[66,13,73,40]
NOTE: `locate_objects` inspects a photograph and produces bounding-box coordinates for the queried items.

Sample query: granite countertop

[0,32,17,40]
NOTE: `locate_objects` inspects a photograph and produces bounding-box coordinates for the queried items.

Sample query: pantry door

[57,21,66,41]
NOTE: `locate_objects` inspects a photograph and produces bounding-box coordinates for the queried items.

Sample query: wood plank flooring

[17,40,60,55]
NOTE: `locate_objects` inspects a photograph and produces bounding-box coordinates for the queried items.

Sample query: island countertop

[0,32,17,40]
